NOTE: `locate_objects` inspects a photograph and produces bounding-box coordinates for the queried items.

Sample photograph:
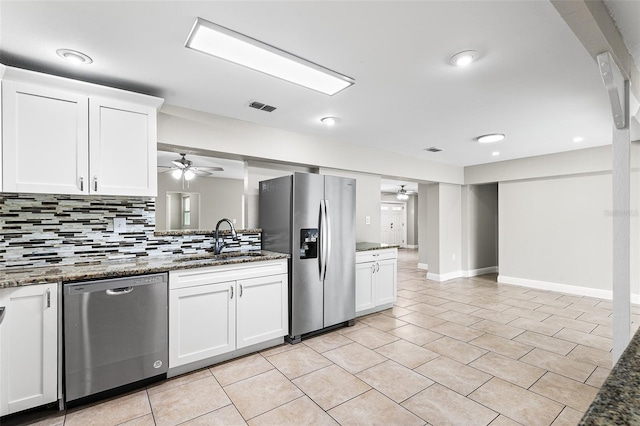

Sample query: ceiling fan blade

[171,160,187,169]
[192,169,213,176]
[191,166,224,172]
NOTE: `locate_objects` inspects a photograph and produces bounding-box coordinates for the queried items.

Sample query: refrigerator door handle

[319,200,328,281]
[324,199,332,276]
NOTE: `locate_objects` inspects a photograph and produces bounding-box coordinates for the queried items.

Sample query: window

[182,196,191,226]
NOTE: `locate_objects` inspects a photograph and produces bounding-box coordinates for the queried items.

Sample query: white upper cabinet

[89,97,157,196]
[1,66,162,196]
[2,82,89,195]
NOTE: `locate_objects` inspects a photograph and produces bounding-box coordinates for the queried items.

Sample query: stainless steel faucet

[214,218,238,255]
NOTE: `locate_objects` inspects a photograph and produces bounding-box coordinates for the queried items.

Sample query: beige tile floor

[5,249,624,426]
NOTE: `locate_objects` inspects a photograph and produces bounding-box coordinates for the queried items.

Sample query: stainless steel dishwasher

[63,273,168,403]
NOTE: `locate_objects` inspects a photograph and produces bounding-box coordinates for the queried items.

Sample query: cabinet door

[236,274,288,349]
[2,81,89,194]
[375,259,397,306]
[0,283,57,416]
[89,98,157,196]
[355,262,375,313]
[169,282,235,368]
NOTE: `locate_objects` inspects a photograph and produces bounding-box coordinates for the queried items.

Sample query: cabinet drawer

[356,248,397,264]
[169,260,287,290]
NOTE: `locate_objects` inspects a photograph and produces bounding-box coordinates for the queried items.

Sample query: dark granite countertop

[154,228,261,237]
[580,328,640,424]
[0,250,288,289]
[356,242,400,252]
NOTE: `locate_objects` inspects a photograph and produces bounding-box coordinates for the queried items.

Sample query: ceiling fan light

[184,169,196,181]
[172,169,183,179]
[397,185,409,200]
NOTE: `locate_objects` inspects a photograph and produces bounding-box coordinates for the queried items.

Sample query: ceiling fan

[396,185,415,200]
[158,153,224,181]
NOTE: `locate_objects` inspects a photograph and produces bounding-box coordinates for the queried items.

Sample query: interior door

[381,203,406,247]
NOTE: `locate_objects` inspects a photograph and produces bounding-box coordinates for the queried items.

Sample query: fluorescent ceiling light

[185,18,354,96]
[477,133,505,143]
[573,136,584,142]
[492,151,500,156]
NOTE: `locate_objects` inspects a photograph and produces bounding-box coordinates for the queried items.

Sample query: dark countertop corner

[580,328,640,425]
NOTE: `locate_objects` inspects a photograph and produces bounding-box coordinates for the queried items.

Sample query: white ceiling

[0,1,637,168]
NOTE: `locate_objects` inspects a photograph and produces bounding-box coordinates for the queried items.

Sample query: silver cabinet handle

[376,263,380,273]
[46,288,51,308]
[106,287,134,296]
[0,307,5,325]
[80,176,84,191]
[239,284,243,297]
[230,285,234,299]
[93,175,98,192]
[371,264,376,274]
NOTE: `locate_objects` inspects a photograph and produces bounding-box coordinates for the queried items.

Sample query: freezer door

[259,175,293,254]
[323,175,356,327]
[291,172,325,336]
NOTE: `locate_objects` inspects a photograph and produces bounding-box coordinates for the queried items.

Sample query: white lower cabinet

[355,249,398,316]
[169,260,287,369]
[0,283,58,416]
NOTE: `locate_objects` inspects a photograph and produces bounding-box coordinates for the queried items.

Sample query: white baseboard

[497,275,632,301]
[418,263,429,270]
[465,266,499,277]
[427,270,464,282]
[426,267,498,282]
[406,245,418,249]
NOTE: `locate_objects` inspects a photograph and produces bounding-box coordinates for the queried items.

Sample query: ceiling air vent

[249,101,277,112]
[424,147,443,153]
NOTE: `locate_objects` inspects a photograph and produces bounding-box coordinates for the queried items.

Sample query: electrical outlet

[232,218,237,224]
[365,216,371,225]
[113,217,127,233]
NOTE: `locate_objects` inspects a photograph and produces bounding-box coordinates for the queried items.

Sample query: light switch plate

[365,216,371,225]
[113,217,127,233]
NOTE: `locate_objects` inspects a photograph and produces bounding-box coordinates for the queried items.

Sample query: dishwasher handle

[0,307,5,325]
[106,287,134,296]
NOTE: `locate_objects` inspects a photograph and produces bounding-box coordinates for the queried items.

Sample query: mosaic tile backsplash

[0,193,260,268]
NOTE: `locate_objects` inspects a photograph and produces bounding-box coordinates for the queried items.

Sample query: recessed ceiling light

[492,151,500,156]
[450,50,479,67]
[573,136,584,142]
[321,117,338,126]
[477,133,505,143]
[56,48,92,65]
[185,17,354,96]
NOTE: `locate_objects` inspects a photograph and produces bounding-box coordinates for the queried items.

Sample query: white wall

[407,194,418,247]
[498,173,613,295]
[158,105,463,184]
[418,183,431,268]
[438,183,463,277]
[320,168,382,243]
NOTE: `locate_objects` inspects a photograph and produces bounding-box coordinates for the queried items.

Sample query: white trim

[427,270,464,282]
[418,263,429,270]
[464,266,498,277]
[406,245,418,249]
[496,275,629,301]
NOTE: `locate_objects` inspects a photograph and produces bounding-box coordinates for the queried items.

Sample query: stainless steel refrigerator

[259,172,356,343]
